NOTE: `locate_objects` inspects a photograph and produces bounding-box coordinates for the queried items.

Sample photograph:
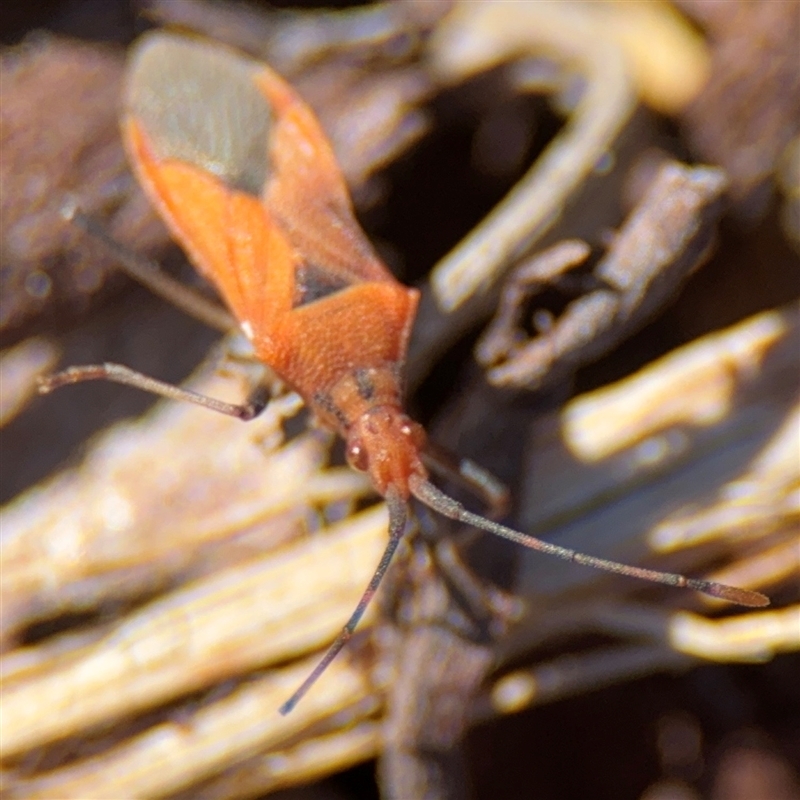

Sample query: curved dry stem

[428,1,636,310]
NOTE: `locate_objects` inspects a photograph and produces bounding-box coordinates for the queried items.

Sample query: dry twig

[476,161,727,388]
[428,0,636,311]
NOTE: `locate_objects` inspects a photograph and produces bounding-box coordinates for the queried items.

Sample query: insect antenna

[409,477,769,608]
[279,489,409,715]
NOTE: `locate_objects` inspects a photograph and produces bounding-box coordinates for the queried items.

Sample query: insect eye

[347,440,369,472]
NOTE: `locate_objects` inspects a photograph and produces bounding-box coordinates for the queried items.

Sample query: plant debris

[1,2,797,799]
[476,161,727,389]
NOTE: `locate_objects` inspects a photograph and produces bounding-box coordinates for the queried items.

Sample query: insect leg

[422,441,509,517]
[61,199,234,333]
[433,537,523,631]
[38,363,266,420]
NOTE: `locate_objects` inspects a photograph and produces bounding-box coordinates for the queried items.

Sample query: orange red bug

[41,32,768,715]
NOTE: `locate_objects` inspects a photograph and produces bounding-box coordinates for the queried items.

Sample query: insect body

[42,32,768,715]
[124,33,427,504]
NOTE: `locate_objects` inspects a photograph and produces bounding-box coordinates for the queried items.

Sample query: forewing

[123,32,396,321]
[125,32,273,197]
[250,65,394,291]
